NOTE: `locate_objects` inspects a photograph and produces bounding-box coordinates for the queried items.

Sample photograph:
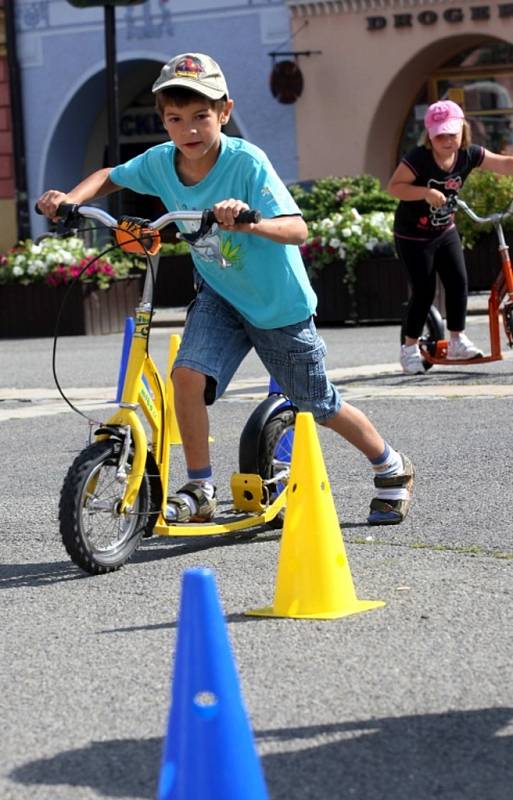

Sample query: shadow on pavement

[9,707,513,799]
[0,560,84,588]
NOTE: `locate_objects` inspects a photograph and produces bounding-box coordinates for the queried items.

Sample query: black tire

[400,304,445,371]
[59,439,156,575]
[503,303,513,343]
[257,409,295,529]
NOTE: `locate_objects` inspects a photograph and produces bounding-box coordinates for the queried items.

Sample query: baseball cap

[424,100,464,137]
[152,53,228,100]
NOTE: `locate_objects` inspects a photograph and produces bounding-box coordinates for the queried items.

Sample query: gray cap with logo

[152,53,229,100]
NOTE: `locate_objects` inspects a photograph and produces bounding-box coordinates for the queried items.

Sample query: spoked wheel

[401,304,445,371]
[59,439,156,575]
[257,408,295,529]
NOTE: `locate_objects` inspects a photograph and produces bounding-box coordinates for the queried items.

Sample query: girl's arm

[387,162,446,207]
[37,168,120,218]
[480,149,513,175]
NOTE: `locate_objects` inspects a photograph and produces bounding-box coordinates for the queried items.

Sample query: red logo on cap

[175,56,205,80]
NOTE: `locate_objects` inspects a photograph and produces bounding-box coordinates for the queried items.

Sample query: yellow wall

[0,199,17,250]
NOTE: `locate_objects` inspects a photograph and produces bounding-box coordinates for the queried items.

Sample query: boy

[37,52,414,526]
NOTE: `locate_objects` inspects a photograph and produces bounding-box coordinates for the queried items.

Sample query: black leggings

[395,227,468,339]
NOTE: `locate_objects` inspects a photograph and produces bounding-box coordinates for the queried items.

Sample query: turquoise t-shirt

[110,134,317,329]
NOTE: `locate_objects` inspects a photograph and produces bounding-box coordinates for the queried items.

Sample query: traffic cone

[166,334,183,445]
[246,412,385,619]
[158,568,269,800]
[114,316,135,403]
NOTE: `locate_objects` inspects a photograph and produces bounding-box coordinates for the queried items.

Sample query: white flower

[351,208,362,222]
[329,238,341,248]
[338,246,346,260]
[12,265,24,277]
[342,227,352,238]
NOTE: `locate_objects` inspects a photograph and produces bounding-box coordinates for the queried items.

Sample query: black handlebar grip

[204,208,261,226]
[34,202,80,224]
[235,209,262,224]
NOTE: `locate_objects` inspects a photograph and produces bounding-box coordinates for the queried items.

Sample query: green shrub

[289,175,398,222]
[458,170,513,248]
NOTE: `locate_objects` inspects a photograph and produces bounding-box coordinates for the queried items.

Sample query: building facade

[13,0,297,239]
[0,2,16,249]
[289,0,513,184]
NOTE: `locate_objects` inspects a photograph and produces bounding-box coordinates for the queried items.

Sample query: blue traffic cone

[114,316,135,403]
[158,568,269,800]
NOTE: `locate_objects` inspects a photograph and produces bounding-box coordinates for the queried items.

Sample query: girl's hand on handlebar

[212,199,257,231]
[424,188,447,208]
[36,190,75,221]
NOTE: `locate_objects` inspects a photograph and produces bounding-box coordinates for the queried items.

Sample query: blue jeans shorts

[173,281,342,422]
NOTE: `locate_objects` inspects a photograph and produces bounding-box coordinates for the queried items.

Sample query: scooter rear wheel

[257,408,295,529]
[59,439,156,575]
[401,304,445,371]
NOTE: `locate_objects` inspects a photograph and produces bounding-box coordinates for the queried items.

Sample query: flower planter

[463,230,513,292]
[0,277,142,338]
[155,254,195,307]
[311,256,409,325]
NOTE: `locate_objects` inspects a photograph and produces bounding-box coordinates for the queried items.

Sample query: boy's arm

[37,167,120,219]
[212,199,308,245]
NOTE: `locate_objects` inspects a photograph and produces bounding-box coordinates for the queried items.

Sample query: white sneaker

[400,344,425,374]
[447,334,483,360]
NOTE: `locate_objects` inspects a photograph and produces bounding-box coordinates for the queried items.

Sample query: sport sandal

[367,454,414,526]
[166,482,217,523]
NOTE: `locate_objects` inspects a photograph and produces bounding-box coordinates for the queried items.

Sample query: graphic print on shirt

[425,175,462,228]
[179,217,243,269]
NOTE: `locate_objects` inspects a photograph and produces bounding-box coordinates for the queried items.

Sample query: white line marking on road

[2,356,513,422]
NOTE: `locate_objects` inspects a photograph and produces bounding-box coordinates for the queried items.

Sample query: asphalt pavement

[1,311,512,800]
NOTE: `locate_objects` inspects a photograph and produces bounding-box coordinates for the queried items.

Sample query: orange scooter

[402,196,513,370]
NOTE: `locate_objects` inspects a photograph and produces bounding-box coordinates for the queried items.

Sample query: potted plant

[0,235,142,337]
[290,176,406,324]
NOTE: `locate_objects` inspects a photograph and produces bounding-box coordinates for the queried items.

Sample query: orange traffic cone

[246,412,385,619]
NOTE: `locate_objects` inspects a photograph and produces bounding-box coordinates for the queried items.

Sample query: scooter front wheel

[59,439,155,575]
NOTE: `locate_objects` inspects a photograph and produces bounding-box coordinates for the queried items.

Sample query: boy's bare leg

[172,367,210,469]
[322,403,385,460]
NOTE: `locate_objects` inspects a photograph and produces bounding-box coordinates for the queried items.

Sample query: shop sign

[119,108,166,143]
[367,3,513,31]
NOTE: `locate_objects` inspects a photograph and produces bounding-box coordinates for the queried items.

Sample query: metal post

[104,2,120,218]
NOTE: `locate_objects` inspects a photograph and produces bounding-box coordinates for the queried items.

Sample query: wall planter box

[0,277,142,338]
[311,257,409,325]
[155,254,195,307]
[463,230,513,292]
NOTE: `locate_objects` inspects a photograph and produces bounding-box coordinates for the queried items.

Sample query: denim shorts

[173,281,342,422]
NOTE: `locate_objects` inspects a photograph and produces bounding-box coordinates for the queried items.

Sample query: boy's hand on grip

[36,190,75,221]
[212,199,261,230]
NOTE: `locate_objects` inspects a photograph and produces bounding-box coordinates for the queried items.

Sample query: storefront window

[397,42,513,158]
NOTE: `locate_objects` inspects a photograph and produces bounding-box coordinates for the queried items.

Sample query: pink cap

[424,100,464,137]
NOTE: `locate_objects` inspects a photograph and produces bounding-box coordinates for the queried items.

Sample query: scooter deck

[153,492,286,537]
[423,354,502,366]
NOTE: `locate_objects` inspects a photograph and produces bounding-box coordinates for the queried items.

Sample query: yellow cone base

[246,599,384,620]
[245,412,385,620]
